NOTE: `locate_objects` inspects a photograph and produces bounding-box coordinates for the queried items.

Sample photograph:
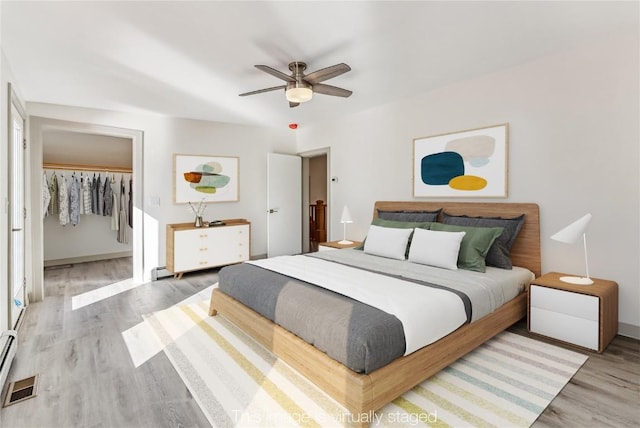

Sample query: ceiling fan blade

[255,65,296,82]
[312,83,353,98]
[289,102,300,108]
[239,85,286,97]
[304,63,351,84]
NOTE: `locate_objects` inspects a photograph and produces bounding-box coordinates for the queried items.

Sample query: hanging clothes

[69,173,81,226]
[128,177,133,228]
[82,174,92,215]
[97,174,104,215]
[49,172,59,216]
[102,174,113,216]
[42,172,51,219]
[103,175,113,216]
[118,177,128,244]
[79,173,85,215]
[58,173,70,226]
[110,178,119,231]
[91,174,98,214]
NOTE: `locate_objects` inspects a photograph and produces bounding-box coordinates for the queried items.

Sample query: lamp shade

[285,81,313,103]
[550,213,592,244]
[550,213,593,285]
[340,206,353,224]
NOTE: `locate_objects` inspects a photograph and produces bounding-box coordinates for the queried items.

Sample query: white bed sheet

[248,255,467,355]
[311,249,534,322]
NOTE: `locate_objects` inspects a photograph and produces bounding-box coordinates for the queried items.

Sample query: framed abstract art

[413,124,508,198]
[173,154,239,203]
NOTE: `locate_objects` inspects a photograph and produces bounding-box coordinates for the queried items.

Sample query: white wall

[297,31,640,336]
[28,103,297,271]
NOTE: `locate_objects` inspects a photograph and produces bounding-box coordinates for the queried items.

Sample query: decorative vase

[194,216,204,227]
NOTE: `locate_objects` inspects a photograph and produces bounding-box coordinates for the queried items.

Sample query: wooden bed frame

[209,202,540,426]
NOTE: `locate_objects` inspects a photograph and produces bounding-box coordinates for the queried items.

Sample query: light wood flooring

[0,257,638,427]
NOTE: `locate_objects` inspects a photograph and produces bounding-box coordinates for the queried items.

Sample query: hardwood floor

[0,258,638,427]
[0,257,215,428]
[512,322,640,427]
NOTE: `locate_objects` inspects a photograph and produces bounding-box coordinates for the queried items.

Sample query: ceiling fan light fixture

[240,61,351,107]
[285,84,313,103]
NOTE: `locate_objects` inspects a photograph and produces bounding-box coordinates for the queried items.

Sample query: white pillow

[408,228,466,270]
[363,225,413,260]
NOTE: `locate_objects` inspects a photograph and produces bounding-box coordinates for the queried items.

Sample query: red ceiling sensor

[289,123,298,130]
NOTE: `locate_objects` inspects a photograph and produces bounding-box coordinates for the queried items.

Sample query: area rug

[143,288,588,427]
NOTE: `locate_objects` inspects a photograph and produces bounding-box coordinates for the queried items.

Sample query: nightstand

[318,240,362,251]
[528,272,618,353]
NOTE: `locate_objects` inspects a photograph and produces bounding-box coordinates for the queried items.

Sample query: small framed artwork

[174,154,239,203]
[413,124,508,198]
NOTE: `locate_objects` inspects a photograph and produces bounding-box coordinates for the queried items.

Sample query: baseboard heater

[151,266,173,281]
[0,331,18,392]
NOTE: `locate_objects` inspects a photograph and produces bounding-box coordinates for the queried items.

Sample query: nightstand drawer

[530,307,599,350]
[527,272,618,353]
[530,285,598,321]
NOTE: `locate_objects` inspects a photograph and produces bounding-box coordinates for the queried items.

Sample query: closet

[42,131,133,267]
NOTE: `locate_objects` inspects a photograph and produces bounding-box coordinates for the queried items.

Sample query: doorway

[41,131,133,269]
[29,117,145,304]
[8,84,26,329]
[301,149,329,253]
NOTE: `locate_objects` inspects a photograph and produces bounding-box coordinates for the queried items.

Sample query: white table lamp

[550,213,593,285]
[338,206,353,245]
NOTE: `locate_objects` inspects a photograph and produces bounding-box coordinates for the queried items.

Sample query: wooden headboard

[373,201,541,277]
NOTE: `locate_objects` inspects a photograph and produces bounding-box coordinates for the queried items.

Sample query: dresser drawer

[530,285,598,321]
[529,307,599,350]
[205,224,249,265]
[173,229,213,272]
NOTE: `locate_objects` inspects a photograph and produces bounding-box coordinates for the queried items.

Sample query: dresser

[528,272,618,353]
[166,219,250,278]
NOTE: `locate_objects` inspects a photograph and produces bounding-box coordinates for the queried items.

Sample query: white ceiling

[2,1,637,129]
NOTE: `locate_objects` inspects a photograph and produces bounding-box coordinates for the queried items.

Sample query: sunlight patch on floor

[71,277,143,310]
[122,320,165,367]
[122,284,216,367]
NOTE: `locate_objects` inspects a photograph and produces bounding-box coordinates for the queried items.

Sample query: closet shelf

[43,162,132,173]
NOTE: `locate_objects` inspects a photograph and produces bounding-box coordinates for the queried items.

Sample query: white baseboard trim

[618,322,640,340]
[44,251,133,267]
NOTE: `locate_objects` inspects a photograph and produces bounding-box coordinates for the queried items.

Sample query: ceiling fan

[239,61,352,108]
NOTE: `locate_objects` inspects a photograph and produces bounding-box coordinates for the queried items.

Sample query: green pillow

[355,218,434,252]
[430,223,504,272]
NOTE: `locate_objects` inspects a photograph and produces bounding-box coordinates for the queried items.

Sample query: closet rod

[43,162,132,173]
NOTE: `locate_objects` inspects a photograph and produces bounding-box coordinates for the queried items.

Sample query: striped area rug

[143,291,587,428]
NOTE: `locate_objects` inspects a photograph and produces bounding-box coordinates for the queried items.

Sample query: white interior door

[267,153,301,257]
[9,99,26,328]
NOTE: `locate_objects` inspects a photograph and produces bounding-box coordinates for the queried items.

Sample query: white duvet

[248,255,468,355]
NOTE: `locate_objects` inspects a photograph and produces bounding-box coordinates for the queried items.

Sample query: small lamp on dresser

[550,213,593,285]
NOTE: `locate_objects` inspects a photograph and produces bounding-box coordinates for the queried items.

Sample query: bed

[209,201,540,426]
